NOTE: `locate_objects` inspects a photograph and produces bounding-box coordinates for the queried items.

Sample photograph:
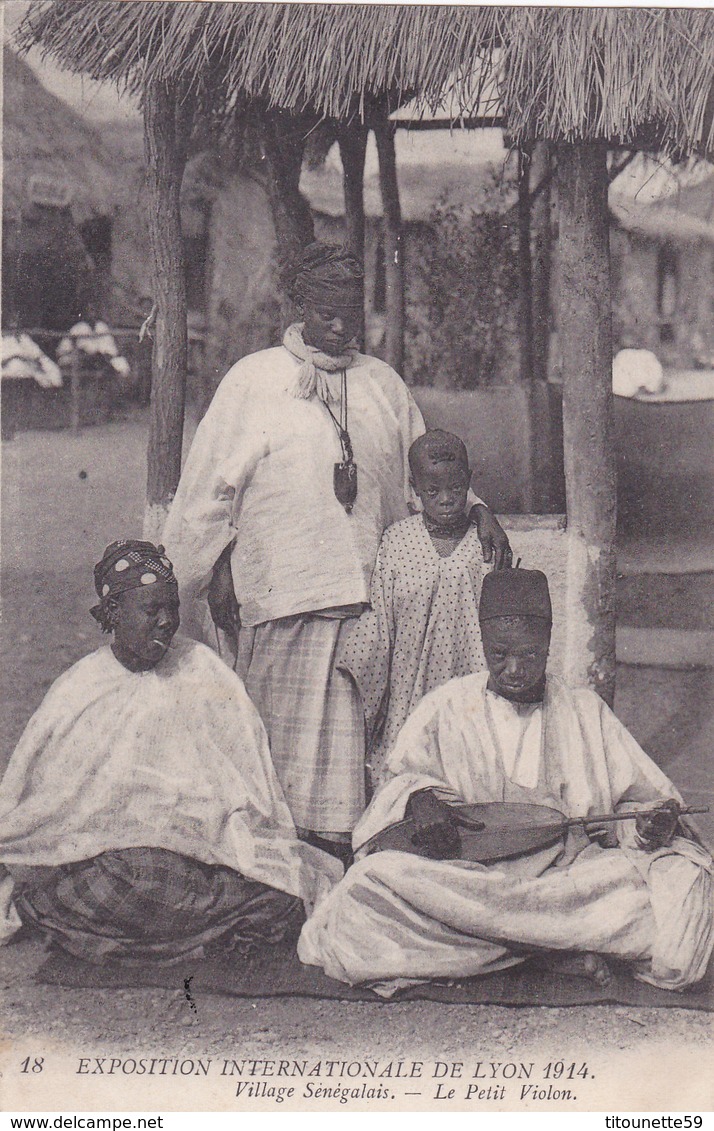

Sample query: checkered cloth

[14,848,304,965]
[238,613,366,833]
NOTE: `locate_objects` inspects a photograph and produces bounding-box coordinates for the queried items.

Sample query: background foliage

[407,177,520,388]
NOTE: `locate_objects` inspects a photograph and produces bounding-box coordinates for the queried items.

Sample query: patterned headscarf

[91,540,177,630]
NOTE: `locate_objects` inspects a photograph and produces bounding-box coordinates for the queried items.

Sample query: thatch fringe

[17,3,714,155]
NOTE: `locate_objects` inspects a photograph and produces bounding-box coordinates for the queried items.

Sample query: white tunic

[0,637,341,942]
[162,347,426,631]
[299,674,713,995]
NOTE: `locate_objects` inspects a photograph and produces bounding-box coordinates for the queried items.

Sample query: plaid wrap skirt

[14,847,305,965]
[237,614,366,833]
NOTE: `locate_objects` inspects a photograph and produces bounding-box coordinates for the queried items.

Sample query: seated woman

[0,540,339,964]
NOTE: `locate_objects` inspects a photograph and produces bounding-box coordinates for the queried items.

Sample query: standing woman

[163,243,510,860]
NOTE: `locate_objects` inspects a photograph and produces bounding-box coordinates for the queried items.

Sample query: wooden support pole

[374,116,405,375]
[517,144,539,513]
[337,119,368,346]
[529,141,557,511]
[557,142,617,705]
[518,144,557,513]
[517,145,534,386]
[258,109,315,262]
[257,109,315,327]
[530,142,553,385]
[69,348,81,434]
[338,120,368,259]
[143,79,190,543]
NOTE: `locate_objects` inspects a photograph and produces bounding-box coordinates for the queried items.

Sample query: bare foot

[532,950,613,986]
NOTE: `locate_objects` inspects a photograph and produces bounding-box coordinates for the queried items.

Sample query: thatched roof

[18,4,714,156]
[3,45,121,224]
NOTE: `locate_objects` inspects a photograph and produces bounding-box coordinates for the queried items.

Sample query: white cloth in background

[613,349,665,397]
[57,321,130,376]
[0,636,341,942]
[1,333,62,388]
[298,674,713,995]
[58,321,116,358]
[162,346,426,634]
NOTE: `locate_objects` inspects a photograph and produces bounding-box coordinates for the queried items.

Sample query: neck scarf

[282,323,358,403]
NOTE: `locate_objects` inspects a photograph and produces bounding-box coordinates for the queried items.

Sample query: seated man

[0,541,339,963]
[299,569,713,996]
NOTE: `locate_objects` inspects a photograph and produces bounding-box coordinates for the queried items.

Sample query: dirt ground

[1,414,713,1110]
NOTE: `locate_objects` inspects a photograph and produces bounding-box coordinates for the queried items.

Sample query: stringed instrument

[358,801,709,864]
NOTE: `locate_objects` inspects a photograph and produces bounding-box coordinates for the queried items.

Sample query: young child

[338,429,488,786]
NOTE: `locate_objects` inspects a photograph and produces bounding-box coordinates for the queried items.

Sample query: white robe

[0,637,341,942]
[298,674,713,995]
[161,347,426,633]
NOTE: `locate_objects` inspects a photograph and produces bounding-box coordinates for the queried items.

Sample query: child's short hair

[409,429,470,478]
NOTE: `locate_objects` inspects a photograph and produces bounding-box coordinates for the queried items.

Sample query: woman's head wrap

[409,429,470,479]
[479,568,552,623]
[91,540,177,630]
[283,242,364,310]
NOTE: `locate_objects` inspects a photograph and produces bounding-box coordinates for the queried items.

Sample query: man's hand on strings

[469,505,513,571]
[207,550,241,637]
[408,789,461,860]
[635,799,681,851]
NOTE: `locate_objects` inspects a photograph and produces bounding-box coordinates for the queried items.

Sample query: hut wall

[108,176,153,324]
[673,243,714,365]
[616,395,714,540]
[610,228,714,367]
[610,230,660,354]
[2,204,94,332]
